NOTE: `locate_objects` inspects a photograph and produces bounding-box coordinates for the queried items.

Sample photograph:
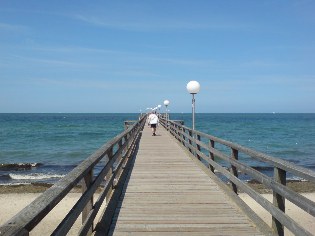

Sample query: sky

[1,0,315,113]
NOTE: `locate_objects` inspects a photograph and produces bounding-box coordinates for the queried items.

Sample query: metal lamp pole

[187,81,201,157]
[191,93,196,131]
[187,81,200,132]
[164,100,170,128]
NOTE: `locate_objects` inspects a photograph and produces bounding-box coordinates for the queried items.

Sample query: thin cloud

[32,45,125,55]
[27,45,214,68]
[31,77,165,91]
[72,14,249,32]
[12,55,97,68]
[239,60,286,68]
[0,22,28,32]
[148,57,214,67]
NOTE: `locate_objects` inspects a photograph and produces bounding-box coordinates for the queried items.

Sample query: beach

[0,182,314,236]
[0,192,83,235]
[0,185,105,236]
[239,193,315,236]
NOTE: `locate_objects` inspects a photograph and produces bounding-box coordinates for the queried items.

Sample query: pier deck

[101,125,265,235]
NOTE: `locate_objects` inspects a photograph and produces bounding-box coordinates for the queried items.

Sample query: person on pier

[148,111,159,136]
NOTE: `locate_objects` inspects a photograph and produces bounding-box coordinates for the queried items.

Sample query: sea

[0,113,315,185]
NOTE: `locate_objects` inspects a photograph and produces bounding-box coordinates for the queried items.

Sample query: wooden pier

[1,116,314,236]
[98,125,266,235]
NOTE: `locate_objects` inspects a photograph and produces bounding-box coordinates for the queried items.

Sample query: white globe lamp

[187,81,200,94]
[186,81,201,131]
[163,100,170,122]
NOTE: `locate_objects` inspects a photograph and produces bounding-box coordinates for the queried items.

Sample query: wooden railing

[160,118,315,236]
[0,116,146,236]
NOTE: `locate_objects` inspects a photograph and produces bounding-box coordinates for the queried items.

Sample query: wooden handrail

[160,118,315,236]
[0,115,147,236]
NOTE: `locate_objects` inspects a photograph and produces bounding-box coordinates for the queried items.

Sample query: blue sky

[1,1,314,113]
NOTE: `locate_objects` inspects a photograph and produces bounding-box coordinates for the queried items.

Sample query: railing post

[114,139,124,185]
[209,140,215,173]
[170,122,174,136]
[82,169,94,235]
[122,135,128,167]
[105,147,114,204]
[188,130,193,153]
[272,167,286,236]
[173,123,177,139]
[182,127,186,147]
[230,148,239,194]
[196,134,201,160]
[176,124,181,141]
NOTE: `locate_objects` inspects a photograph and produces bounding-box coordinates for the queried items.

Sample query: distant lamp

[157,105,162,113]
[164,100,170,121]
[186,81,200,131]
[164,100,170,106]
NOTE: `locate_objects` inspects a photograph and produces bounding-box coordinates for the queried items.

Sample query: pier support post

[209,140,215,173]
[230,148,239,194]
[182,127,186,147]
[82,169,94,234]
[196,134,201,160]
[272,167,286,236]
[188,130,193,154]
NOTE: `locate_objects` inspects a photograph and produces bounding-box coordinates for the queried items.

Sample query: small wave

[0,174,11,180]
[286,176,307,182]
[252,166,273,171]
[0,163,42,171]
[9,173,65,180]
[0,182,31,186]
[245,176,307,183]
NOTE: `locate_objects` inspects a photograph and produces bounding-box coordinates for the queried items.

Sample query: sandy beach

[239,193,315,236]
[0,192,82,235]
[0,183,314,236]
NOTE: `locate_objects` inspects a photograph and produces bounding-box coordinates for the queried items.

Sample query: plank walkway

[106,125,265,235]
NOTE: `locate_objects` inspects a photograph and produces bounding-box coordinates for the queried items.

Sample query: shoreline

[1,179,314,194]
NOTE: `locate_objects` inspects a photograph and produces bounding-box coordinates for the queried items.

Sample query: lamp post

[163,100,170,120]
[186,81,200,131]
[157,105,162,115]
[164,100,170,129]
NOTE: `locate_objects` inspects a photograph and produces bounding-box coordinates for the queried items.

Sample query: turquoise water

[0,113,314,184]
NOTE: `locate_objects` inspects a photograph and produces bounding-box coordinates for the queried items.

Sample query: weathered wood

[196,134,201,160]
[230,148,239,194]
[194,149,312,236]
[160,118,315,236]
[124,120,137,130]
[94,135,140,236]
[107,126,266,235]
[272,168,286,236]
[209,139,215,173]
[82,169,93,235]
[197,143,315,217]
[188,130,193,154]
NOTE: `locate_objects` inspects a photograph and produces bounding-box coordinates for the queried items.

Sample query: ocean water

[0,113,314,185]
[0,113,139,185]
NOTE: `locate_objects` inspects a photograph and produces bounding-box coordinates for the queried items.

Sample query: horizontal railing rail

[160,118,315,236]
[0,116,147,236]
